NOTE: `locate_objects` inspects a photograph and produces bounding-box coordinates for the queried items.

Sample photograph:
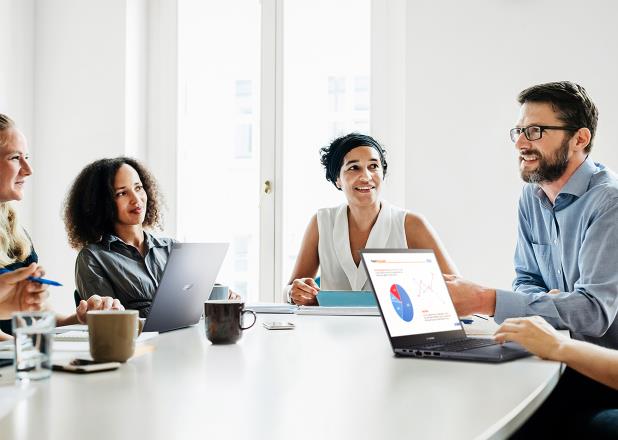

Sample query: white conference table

[0,314,562,440]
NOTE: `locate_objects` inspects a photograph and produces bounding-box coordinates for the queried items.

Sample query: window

[281,0,371,284]
[177,0,261,301]
[177,0,370,300]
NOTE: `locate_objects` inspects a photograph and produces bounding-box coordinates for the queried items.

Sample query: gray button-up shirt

[495,157,618,348]
[75,232,174,318]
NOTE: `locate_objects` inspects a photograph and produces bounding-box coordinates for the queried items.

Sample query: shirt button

[553,239,558,245]
[557,269,561,275]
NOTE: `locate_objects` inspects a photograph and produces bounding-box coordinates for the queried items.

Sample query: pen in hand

[0,268,63,287]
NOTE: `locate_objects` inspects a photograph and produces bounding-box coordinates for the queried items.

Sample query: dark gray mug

[204,300,256,344]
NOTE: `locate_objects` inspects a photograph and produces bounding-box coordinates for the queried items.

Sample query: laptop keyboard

[424,338,498,352]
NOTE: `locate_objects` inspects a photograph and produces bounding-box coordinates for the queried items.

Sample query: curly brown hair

[64,157,164,249]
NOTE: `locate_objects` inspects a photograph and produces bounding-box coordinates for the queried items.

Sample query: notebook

[295,306,379,316]
[316,290,377,307]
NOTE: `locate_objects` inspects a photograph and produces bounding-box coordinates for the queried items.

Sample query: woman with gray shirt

[64,157,170,318]
[64,158,239,318]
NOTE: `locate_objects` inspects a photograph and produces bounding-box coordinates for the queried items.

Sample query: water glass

[12,312,55,380]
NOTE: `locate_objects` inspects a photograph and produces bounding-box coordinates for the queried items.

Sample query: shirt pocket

[531,242,552,281]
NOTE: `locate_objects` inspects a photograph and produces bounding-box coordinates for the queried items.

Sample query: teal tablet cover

[316,291,377,307]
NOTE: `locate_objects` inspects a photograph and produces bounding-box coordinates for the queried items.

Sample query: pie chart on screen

[390,284,413,322]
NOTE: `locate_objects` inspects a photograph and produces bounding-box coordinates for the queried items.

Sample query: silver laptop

[143,242,228,332]
[361,249,529,362]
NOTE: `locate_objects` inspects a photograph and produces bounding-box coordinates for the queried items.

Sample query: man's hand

[75,295,125,324]
[0,264,49,318]
[443,274,496,316]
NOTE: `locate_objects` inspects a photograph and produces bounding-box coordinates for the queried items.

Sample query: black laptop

[143,242,228,332]
[361,249,529,362]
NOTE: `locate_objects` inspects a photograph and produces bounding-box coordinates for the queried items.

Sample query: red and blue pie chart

[390,284,413,322]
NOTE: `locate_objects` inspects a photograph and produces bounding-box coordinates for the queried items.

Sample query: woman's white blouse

[317,201,407,291]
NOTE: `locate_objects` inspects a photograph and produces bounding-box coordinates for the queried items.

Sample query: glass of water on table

[12,312,55,380]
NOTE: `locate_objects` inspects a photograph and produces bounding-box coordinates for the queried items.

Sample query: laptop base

[394,340,529,363]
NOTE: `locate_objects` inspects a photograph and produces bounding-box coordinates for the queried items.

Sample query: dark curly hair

[518,81,598,153]
[320,133,387,190]
[64,157,164,249]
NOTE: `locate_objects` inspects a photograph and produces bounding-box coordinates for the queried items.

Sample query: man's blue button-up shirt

[495,157,618,348]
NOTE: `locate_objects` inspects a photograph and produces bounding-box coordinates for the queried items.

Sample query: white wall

[32,0,148,313]
[0,0,170,315]
[404,0,618,288]
[0,0,34,225]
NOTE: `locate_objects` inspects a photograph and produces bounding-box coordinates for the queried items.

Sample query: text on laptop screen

[364,251,461,337]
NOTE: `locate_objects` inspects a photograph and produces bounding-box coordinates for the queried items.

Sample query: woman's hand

[289,278,319,305]
[494,316,568,361]
[228,289,241,300]
[75,295,125,324]
[0,263,49,318]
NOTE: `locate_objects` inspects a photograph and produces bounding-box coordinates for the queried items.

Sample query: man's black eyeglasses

[509,125,579,143]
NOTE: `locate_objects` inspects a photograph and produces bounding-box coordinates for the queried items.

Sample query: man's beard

[519,138,570,184]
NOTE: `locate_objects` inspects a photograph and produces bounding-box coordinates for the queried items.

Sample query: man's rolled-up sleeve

[496,201,618,337]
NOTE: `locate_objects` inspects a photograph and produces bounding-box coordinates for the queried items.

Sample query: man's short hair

[517,81,598,153]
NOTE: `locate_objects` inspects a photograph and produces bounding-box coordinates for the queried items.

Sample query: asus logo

[182,284,194,291]
[426,336,435,341]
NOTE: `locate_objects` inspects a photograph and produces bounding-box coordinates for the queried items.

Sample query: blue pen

[460,318,473,325]
[0,268,63,287]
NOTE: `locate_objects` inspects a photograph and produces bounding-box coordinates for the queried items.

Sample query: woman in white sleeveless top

[287,133,458,305]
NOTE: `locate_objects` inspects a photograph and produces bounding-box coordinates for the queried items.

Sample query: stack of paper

[245,301,381,316]
[246,303,298,314]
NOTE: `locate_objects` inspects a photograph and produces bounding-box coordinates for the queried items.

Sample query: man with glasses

[445,81,618,437]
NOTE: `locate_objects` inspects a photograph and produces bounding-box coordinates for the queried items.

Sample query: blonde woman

[0,114,122,340]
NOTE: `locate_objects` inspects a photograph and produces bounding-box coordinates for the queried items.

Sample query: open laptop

[361,249,529,362]
[143,242,228,332]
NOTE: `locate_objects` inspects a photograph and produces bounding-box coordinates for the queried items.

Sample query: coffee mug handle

[240,309,257,330]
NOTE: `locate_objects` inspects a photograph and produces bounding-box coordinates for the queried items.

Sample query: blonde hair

[0,114,33,266]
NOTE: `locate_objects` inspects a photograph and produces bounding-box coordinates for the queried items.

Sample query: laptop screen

[362,250,462,337]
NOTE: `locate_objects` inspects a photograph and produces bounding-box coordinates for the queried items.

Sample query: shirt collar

[100,233,119,250]
[101,230,167,251]
[533,156,597,210]
[559,156,597,198]
[145,231,170,248]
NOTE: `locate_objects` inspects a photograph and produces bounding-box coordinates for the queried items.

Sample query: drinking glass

[12,312,55,380]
